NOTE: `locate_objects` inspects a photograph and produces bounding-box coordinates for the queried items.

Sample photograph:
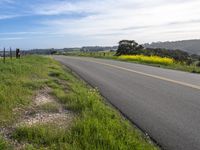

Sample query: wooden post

[10,47,12,59]
[3,48,5,63]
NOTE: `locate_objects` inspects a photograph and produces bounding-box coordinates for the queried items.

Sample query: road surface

[54,56,200,150]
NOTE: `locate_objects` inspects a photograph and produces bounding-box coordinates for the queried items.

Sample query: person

[16,48,20,58]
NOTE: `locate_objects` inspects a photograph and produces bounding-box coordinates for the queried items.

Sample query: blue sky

[0,0,200,49]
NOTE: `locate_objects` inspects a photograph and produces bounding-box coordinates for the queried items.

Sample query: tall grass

[118,55,174,65]
[0,136,11,150]
[1,56,158,149]
[0,56,52,125]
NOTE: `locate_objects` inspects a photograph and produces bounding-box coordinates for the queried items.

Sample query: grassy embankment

[63,51,200,73]
[0,56,158,149]
[64,51,116,59]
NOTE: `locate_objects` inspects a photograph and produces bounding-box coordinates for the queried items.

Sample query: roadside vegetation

[0,136,11,150]
[118,55,174,65]
[0,56,158,149]
[0,56,50,126]
[63,51,116,59]
[61,40,200,73]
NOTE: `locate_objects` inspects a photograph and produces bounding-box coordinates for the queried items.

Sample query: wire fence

[0,48,20,63]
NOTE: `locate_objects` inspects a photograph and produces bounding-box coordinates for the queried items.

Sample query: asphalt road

[54,56,200,150]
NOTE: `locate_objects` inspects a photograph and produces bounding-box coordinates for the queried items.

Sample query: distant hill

[81,46,118,52]
[24,46,117,55]
[143,39,200,55]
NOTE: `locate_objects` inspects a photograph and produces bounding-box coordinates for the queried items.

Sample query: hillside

[143,39,200,55]
[81,46,118,52]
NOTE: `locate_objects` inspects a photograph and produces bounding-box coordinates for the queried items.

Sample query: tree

[116,40,143,56]
[197,61,200,67]
[50,50,57,55]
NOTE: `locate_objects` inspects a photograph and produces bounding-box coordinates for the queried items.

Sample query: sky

[0,0,200,49]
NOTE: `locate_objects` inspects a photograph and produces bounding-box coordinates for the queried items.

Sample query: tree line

[116,40,200,66]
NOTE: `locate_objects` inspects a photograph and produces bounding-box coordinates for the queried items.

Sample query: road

[54,56,200,150]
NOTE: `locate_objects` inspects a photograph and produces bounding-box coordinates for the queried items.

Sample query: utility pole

[3,47,5,63]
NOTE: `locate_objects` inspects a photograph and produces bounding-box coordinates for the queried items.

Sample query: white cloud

[0,0,14,4]
[0,37,24,40]
[0,14,19,20]
[34,0,200,43]
[2,0,200,47]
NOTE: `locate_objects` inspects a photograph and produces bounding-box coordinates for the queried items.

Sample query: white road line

[62,56,200,90]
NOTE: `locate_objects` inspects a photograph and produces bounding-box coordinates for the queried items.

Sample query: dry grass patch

[16,112,73,128]
[16,86,75,129]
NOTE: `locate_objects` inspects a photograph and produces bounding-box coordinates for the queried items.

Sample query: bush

[196,61,200,67]
[115,40,190,62]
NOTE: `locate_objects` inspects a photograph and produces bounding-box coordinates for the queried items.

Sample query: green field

[0,56,158,149]
[63,51,116,59]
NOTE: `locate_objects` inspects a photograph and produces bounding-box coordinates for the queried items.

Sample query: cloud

[0,0,23,20]
[0,37,24,41]
[0,14,19,20]
[32,0,123,15]
[1,0,200,48]
[0,31,58,35]
[39,0,200,37]
[0,0,14,4]
[40,0,200,29]
[32,0,198,16]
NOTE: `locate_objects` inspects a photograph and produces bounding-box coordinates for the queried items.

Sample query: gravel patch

[16,87,74,127]
[34,87,54,106]
[17,112,74,127]
[0,87,75,149]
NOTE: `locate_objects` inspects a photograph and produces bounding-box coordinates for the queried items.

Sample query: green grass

[39,102,60,113]
[12,124,70,148]
[0,135,12,150]
[51,74,157,150]
[120,59,200,73]
[64,51,116,59]
[0,56,52,126]
[0,55,158,149]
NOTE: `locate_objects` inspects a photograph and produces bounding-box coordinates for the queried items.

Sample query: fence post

[3,48,5,63]
[10,47,12,59]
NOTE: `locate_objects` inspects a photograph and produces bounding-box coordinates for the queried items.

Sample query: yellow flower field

[118,55,174,65]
